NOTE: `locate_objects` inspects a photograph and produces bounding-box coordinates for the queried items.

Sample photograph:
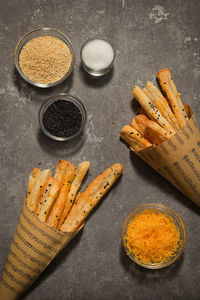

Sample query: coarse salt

[81,39,114,71]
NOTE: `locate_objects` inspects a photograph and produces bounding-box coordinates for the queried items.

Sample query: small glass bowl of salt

[80,37,115,76]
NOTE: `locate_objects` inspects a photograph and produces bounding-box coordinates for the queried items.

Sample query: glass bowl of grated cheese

[122,203,186,269]
[15,28,75,88]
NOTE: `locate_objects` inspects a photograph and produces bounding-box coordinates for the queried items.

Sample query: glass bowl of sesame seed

[38,94,87,141]
[15,28,75,88]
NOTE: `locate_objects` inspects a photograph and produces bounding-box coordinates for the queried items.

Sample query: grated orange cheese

[125,209,180,264]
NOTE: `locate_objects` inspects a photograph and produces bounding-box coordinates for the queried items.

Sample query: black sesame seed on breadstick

[60,163,123,232]
[133,86,176,135]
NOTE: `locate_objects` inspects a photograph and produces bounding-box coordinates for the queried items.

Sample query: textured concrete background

[0,0,200,299]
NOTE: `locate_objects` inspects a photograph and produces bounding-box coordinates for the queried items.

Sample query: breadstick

[49,166,76,229]
[26,169,51,212]
[130,114,149,136]
[35,177,54,214]
[60,163,123,232]
[120,125,152,151]
[143,81,179,131]
[132,86,176,135]
[68,161,90,204]
[157,68,188,128]
[54,160,75,183]
[131,114,171,144]
[57,161,90,229]
[48,181,71,229]
[145,120,171,144]
[37,177,61,222]
[25,168,41,204]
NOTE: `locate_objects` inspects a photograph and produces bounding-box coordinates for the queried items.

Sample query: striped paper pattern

[134,106,200,207]
[0,204,81,300]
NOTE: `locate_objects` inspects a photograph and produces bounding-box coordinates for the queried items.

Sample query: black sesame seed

[44,212,46,214]
[70,200,72,203]
[42,100,83,138]
[48,184,51,187]
[104,182,109,189]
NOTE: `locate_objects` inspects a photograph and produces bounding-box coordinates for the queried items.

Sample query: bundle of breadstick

[120,68,200,207]
[26,160,123,231]
[120,68,188,150]
[0,160,123,300]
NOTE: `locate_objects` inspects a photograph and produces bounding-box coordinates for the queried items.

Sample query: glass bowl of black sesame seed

[39,94,87,141]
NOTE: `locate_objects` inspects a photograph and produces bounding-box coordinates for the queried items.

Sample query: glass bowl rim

[80,36,116,74]
[122,203,186,269]
[38,94,87,141]
[15,27,75,88]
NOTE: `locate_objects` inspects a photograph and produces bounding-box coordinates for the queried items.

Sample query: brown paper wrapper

[132,106,200,207]
[0,204,83,300]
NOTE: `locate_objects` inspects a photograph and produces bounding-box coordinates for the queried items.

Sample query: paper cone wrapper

[132,106,200,207]
[0,204,83,300]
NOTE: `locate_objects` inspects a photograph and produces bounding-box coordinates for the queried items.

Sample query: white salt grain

[82,39,114,71]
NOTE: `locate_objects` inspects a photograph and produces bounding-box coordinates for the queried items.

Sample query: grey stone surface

[0,0,200,299]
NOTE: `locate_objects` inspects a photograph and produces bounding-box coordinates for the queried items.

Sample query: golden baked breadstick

[25,168,41,204]
[35,177,54,214]
[26,169,51,212]
[132,86,176,135]
[56,161,90,229]
[54,160,75,183]
[130,114,149,136]
[48,181,71,229]
[120,125,152,151]
[60,163,123,232]
[145,120,171,144]
[49,166,76,229]
[37,177,61,222]
[157,68,188,128]
[131,114,171,144]
[143,81,179,131]
[68,161,90,204]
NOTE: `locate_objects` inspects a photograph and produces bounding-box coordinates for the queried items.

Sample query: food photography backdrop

[0,0,199,299]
